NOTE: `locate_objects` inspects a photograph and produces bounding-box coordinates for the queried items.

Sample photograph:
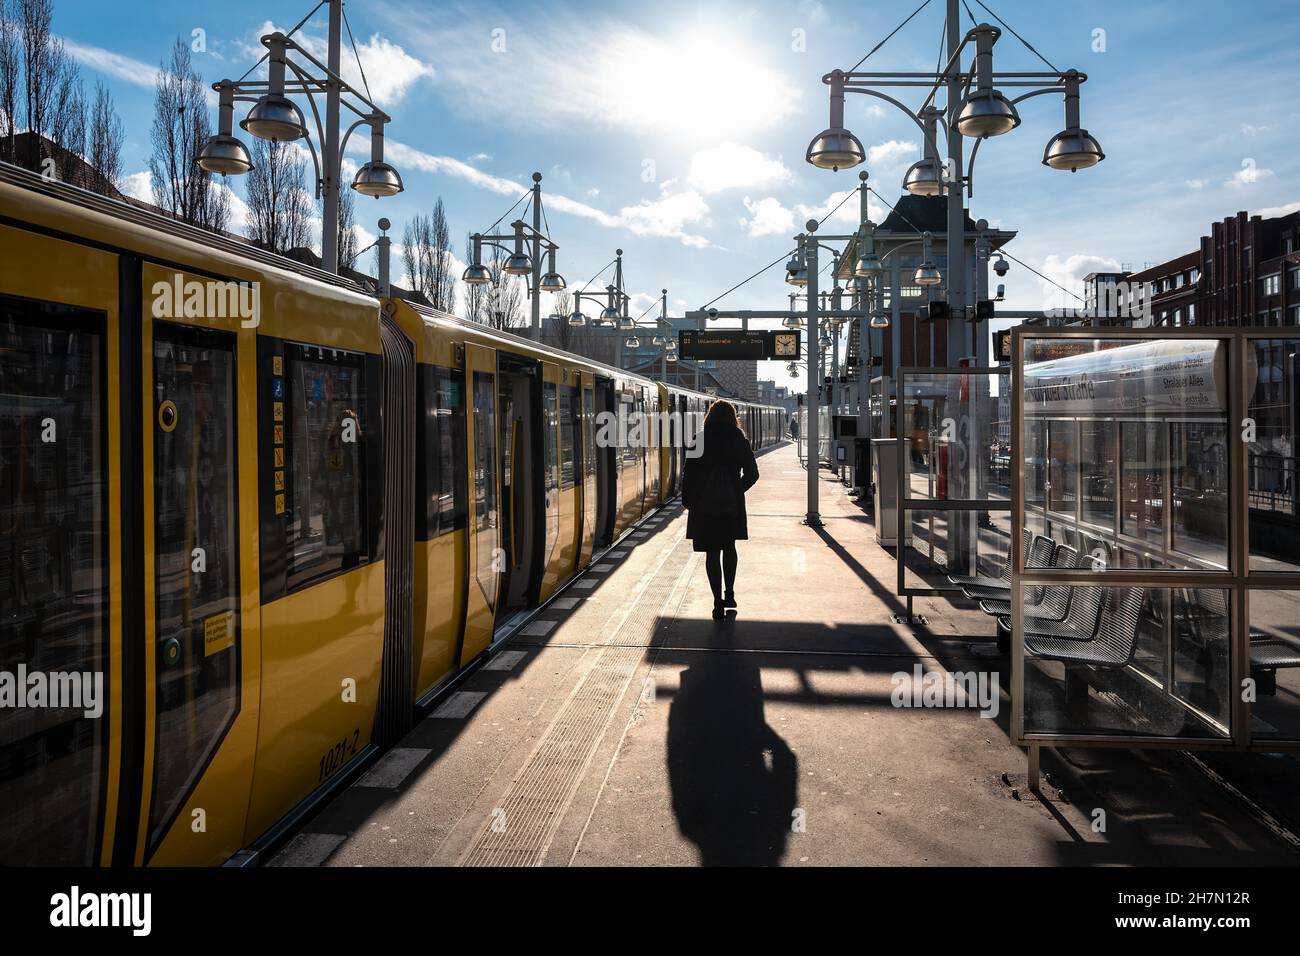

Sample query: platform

[271,444,1300,867]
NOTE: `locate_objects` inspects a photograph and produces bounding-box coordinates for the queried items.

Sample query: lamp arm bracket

[283,59,328,149]
[277,33,387,117]
[338,117,371,165]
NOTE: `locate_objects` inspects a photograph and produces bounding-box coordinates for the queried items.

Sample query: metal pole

[805,222,822,525]
[321,0,342,274]
[530,172,542,335]
[945,0,972,571]
[660,288,668,381]
[377,226,391,298]
[945,0,965,363]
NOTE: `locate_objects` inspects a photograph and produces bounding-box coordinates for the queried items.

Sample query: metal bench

[978,544,1078,620]
[959,533,1056,601]
[1023,586,1144,667]
[947,529,1028,591]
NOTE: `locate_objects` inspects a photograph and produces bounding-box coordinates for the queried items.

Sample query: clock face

[774,333,798,357]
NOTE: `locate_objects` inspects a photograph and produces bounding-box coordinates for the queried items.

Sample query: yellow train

[0,163,785,866]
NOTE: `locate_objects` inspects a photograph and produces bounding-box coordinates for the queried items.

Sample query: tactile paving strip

[459,527,692,867]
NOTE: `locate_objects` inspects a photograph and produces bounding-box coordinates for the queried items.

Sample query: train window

[0,296,106,866]
[543,382,560,567]
[472,372,499,611]
[559,385,578,491]
[620,396,638,465]
[418,365,466,539]
[150,324,240,847]
[280,344,370,592]
[543,382,560,498]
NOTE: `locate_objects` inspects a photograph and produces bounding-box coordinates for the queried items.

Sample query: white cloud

[1240,123,1274,136]
[867,140,916,168]
[248,21,433,106]
[687,144,791,195]
[740,196,795,238]
[1185,178,1209,189]
[121,170,153,203]
[793,189,884,227]
[62,37,160,88]
[1036,253,1121,312]
[1258,201,1300,218]
[1226,164,1275,188]
[379,139,711,247]
[617,191,711,247]
[399,15,798,139]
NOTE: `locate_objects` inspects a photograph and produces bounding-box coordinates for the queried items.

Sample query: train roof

[395,299,782,411]
[1,161,780,412]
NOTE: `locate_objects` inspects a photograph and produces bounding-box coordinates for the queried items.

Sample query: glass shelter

[1011,328,1300,778]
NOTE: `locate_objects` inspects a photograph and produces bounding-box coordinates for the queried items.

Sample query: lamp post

[197,1,404,274]
[462,173,566,336]
[805,0,1103,365]
[567,248,632,367]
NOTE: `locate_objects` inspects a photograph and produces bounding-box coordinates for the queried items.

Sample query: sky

[52,0,1300,390]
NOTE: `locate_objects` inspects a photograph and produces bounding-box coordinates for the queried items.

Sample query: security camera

[996,283,1006,301]
[707,308,719,320]
[993,257,1009,277]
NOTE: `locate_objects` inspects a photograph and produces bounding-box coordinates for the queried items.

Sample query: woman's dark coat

[682,425,759,552]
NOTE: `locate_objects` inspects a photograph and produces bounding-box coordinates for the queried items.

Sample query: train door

[666,390,680,498]
[460,342,499,665]
[579,372,597,566]
[595,377,617,547]
[133,263,262,865]
[498,353,542,619]
[537,362,562,601]
[0,232,120,866]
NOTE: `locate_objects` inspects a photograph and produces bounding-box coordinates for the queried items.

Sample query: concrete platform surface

[270,444,1300,867]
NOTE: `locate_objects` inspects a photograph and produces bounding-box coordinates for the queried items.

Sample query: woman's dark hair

[703,399,743,435]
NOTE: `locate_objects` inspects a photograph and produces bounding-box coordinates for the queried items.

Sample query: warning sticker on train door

[203,611,235,656]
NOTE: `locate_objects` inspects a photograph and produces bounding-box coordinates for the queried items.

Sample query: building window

[1289,266,1300,290]
[1187,302,1196,324]
[1259,273,1280,296]
[1290,305,1300,325]
[1190,267,1200,284]
[1175,273,1186,288]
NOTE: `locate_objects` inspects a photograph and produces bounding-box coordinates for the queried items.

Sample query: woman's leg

[722,542,738,597]
[704,549,723,602]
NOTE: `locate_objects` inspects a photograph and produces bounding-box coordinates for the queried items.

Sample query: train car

[0,162,785,867]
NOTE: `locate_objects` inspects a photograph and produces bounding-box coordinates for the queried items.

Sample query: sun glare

[594,30,799,142]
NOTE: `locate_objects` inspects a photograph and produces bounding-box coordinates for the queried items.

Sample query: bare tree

[336,184,357,268]
[0,0,18,164]
[19,0,54,146]
[402,200,456,311]
[45,50,83,183]
[244,138,312,254]
[472,243,525,331]
[148,38,229,231]
[86,82,122,195]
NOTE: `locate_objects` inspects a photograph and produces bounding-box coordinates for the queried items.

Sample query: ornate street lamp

[196,3,404,274]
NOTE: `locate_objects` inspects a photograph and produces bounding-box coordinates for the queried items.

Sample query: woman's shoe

[712,601,725,621]
[723,591,737,610]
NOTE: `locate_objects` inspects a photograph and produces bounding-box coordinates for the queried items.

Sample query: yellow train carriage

[1,162,787,868]
[0,164,387,867]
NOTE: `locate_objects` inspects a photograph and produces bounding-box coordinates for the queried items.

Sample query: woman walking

[682,400,760,620]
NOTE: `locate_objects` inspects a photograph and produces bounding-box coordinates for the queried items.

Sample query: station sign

[678,329,801,360]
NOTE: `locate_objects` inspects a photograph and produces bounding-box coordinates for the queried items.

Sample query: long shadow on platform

[667,618,799,866]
